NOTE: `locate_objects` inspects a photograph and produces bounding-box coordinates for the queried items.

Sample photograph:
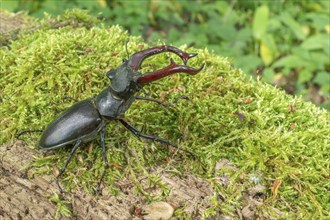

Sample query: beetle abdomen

[39,99,104,150]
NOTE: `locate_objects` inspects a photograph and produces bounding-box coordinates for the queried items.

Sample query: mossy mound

[1,10,329,219]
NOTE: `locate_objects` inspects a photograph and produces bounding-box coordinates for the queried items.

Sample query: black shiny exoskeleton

[37,45,204,193]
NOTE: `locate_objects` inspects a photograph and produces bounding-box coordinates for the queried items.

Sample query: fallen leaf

[139,201,174,220]
[271,179,283,199]
[244,98,252,104]
[109,162,123,170]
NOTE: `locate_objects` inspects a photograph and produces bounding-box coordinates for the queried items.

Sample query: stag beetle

[33,45,204,193]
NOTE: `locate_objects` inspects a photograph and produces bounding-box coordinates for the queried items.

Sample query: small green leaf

[314,72,330,88]
[306,13,330,31]
[260,41,273,65]
[301,34,330,55]
[252,5,269,40]
[298,69,313,83]
[234,55,262,74]
[292,47,310,60]
[272,55,307,69]
[260,34,277,65]
[213,24,237,41]
[280,12,306,40]
[236,27,252,42]
[310,51,330,68]
[262,68,276,83]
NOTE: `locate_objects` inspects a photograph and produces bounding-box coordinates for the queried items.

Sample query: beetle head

[106,59,140,100]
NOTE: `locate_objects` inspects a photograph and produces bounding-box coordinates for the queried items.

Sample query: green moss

[1,9,329,219]
[49,193,72,219]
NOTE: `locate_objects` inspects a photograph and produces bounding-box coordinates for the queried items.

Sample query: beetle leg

[135,96,171,108]
[96,128,109,194]
[56,139,82,193]
[137,59,204,85]
[171,95,189,104]
[135,95,190,108]
[129,45,198,71]
[118,119,195,157]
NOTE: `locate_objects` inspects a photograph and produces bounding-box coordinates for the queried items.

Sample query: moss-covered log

[1,10,329,219]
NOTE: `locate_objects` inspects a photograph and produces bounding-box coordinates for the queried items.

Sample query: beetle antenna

[125,38,130,59]
[16,129,43,139]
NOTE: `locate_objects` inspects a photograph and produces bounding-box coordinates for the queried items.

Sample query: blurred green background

[1,0,329,110]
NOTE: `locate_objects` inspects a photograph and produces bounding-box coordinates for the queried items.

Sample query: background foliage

[2,0,329,110]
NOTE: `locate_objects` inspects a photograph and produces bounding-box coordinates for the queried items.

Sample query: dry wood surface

[0,141,213,219]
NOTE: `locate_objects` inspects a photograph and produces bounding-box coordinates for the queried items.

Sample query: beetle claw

[137,60,204,85]
[183,53,198,65]
[56,178,65,194]
[129,45,200,71]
